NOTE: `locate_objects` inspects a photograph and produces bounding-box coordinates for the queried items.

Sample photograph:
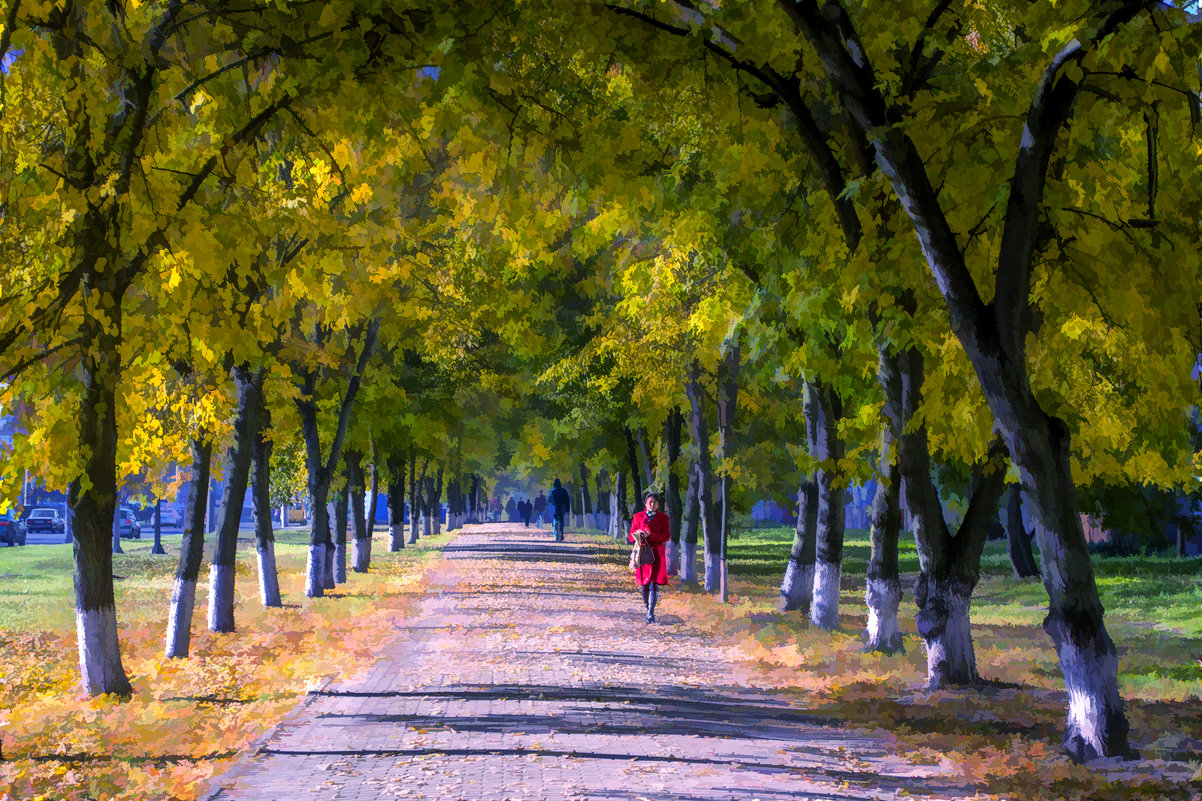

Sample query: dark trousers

[641,581,658,618]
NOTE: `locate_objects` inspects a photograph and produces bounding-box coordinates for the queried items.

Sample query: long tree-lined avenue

[1,1,1201,799]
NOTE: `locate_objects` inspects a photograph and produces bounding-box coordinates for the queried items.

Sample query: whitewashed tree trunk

[165,578,197,659]
[865,577,904,653]
[666,540,680,576]
[917,580,978,687]
[257,543,281,607]
[207,564,236,632]
[704,552,721,592]
[779,560,814,614]
[323,543,336,589]
[681,542,698,585]
[334,542,347,584]
[305,544,326,597]
[423,512,433,538]
[811,560,842,630]
[77,608,128,696]
[352,538,368,573]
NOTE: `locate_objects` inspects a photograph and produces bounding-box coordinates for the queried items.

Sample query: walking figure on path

[533,491,548,528]
[629,491,670,623]
[549,479,571,542]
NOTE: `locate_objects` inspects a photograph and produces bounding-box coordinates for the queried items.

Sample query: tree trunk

[892,343,1008,688]
[1007,485,1040,578]
[422,473,435,538]
[432,466,444,536]
[166,438,212,659]
[251,394,281,608]
[865,345,904,653]
[594,470,610,532]
[348,450,369,573]
[610,469,627,540]
[333,477,349,585]
[636,426,655,490]
[468,473,481,523]
[686,359,720,592]
[409,454,423,544]
[71,280,133,696]
[680,458,700,585]
[624,428,644,507]
[579,463,593,519]
[716,344,740,602]
[388,455,406,551]
[366,460,379,547]
[209,365,259,634]
[779,478,818,613]
[809,381,845,630]
[665,407,684,576]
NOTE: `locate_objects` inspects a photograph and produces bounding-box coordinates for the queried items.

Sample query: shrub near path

[0,528,438,801]
[661,526,1202,801]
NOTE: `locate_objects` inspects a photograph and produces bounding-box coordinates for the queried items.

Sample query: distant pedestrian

[628,491,671,623]
[521,499,533,527]
[533,491,548,528]
[549,479,571,542]
[505,496,517,523]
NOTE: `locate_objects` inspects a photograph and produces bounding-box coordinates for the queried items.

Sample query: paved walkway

[204,525,968,801]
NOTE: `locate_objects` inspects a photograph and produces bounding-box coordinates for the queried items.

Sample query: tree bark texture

[209,365,260,634]
[665,407,684,576]
[70,278,133,695]
[333,479,349,585]
[409,453,422,544]
[348,450,370,573]
[636,426,655,490]
[166,438,212,659]
[432,466,444,536]
[251,383,281,607]
[387,456,406,551]
[680,458,700,585]
[809,381,846,630]
[686,359,720,592]
[624,427,644,506]
[1007,485,1040,578]
[865,343,904,653]
[889,342,1007,687]
[780,377,821,613]
[609,469,628,540]
[366,460,380,543]
[716,343,741,603]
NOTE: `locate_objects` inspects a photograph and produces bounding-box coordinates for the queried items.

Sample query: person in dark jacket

[549,479,571,541]
[533,491,548,528]
[521,498,533,527]
[628,491,671,623]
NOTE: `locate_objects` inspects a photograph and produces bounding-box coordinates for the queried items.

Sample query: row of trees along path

[0,0,1199,770]
[204,524,972,801]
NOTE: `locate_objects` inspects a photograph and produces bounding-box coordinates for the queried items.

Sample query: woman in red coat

[628,491,671,623]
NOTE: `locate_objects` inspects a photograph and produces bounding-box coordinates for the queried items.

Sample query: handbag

[629,534,655,570]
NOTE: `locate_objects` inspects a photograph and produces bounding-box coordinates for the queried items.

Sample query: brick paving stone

[203,524,975,801]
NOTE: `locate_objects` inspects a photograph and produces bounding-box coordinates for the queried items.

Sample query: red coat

[628,510,671,585]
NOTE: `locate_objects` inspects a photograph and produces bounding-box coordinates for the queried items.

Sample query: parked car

[0,511,25,546]
[158,506,183,527]
[24,506,66,536]
[118,507,142,539]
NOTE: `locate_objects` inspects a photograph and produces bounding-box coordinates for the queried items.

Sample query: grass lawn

[0,527,438,801]
[631,524,1202,800]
